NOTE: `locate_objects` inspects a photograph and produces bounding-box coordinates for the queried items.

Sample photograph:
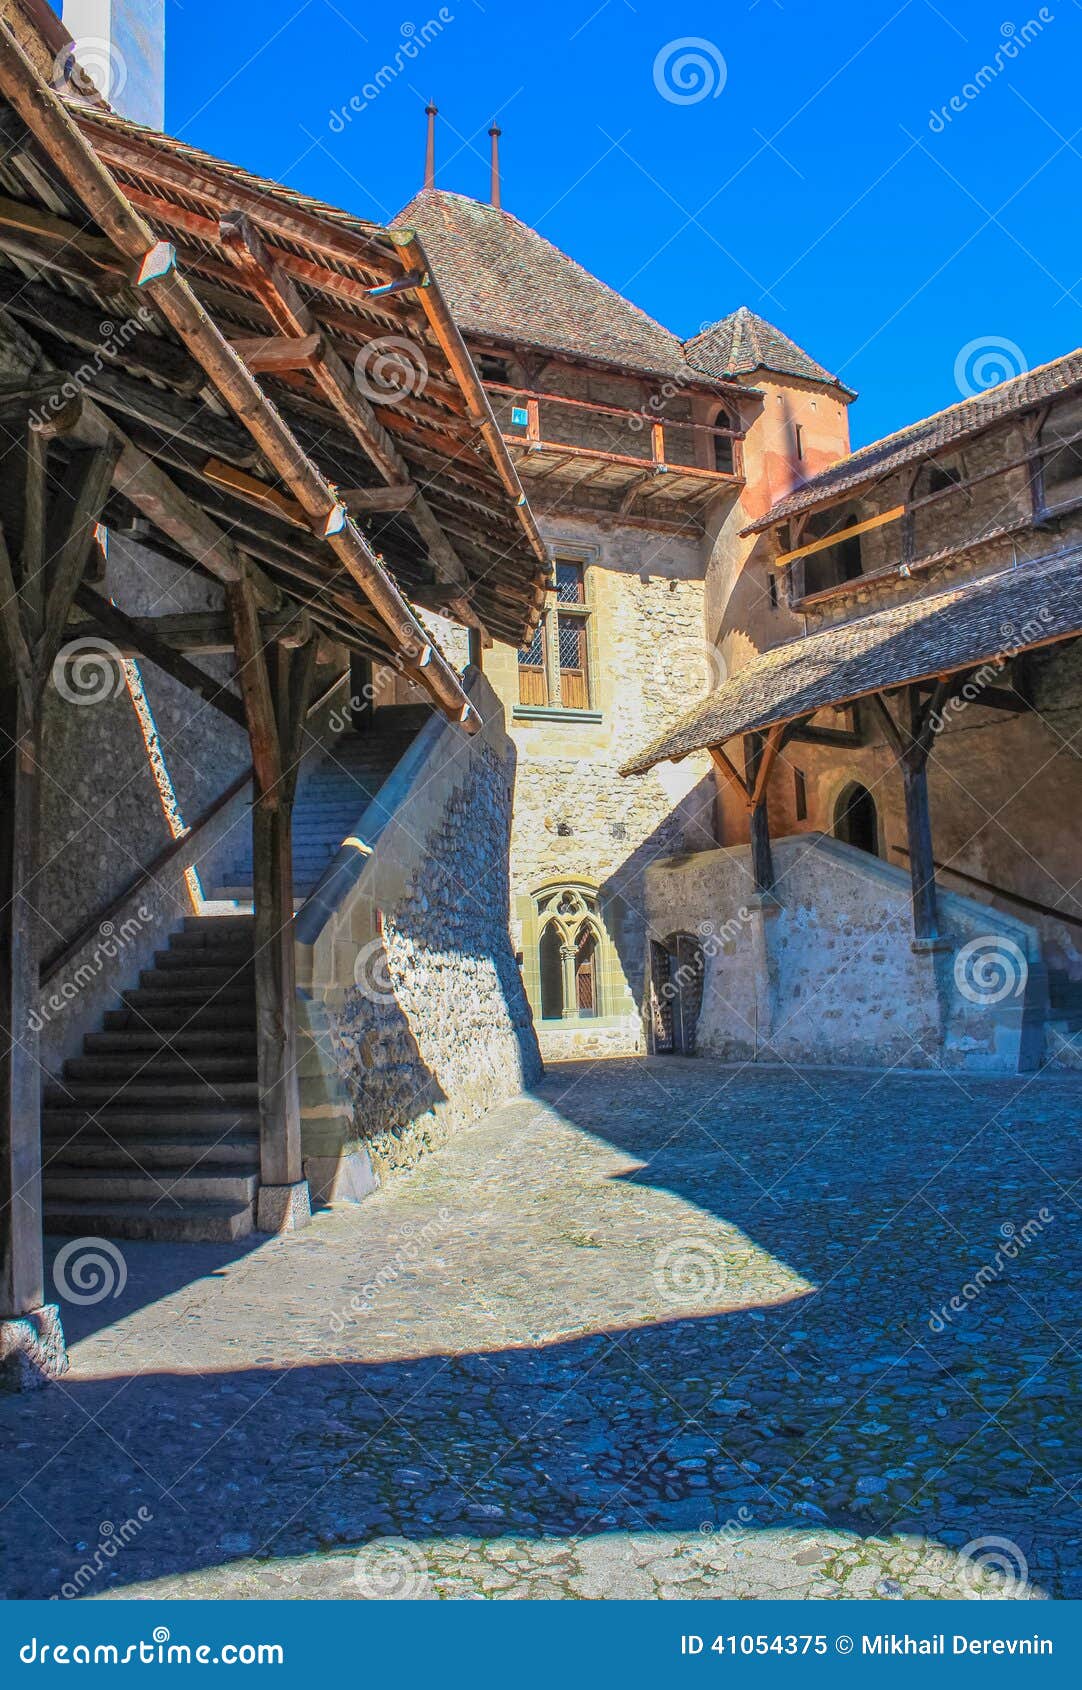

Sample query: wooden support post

[873,687,945,945]
[227,572,315,1232]
[744,732,776,896]
[0,406,116,1386]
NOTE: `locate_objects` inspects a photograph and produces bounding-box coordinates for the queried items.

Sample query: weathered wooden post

[228,571,317,1232]
[0,387,116,1387]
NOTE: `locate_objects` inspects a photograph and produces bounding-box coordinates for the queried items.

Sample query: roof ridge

[397,187,683,356]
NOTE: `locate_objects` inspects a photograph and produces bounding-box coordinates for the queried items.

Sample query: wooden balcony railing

[484,382,745,481]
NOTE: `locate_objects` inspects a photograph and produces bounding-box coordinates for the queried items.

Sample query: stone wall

[296,671,542,1196]
[485,514,716,1056]
[645,833,1047,1073]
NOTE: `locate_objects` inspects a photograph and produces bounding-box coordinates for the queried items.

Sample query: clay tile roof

[745,347,1082,535]
[620,544,1082,774]
[396,188,693,378]
[685,305,854,397]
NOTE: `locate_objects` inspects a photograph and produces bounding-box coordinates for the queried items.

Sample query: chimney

[424,101,438,191]
[61,0,165,130]
[488,122,502,209]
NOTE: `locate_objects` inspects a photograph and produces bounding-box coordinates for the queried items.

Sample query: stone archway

[834,780,880,856]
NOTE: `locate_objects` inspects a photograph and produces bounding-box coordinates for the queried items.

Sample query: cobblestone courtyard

[1,1058,1080,1601]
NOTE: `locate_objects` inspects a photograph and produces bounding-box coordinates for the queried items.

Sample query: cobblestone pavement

[2,1058,1080,1601]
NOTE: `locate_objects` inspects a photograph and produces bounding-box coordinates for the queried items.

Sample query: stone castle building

[401,130,855,1058]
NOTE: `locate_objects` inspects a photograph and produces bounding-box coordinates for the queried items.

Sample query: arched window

[527,882,614,1023]
[834,782,879,855]
[712,407,737,475]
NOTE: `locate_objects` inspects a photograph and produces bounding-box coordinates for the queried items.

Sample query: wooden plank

[231,332,324,373]
[218,211,469,589]
[0,273,203,394]
[708,743,751,804]
[36,443,119,685]
[339,483,418,514]
[775,505,906,567]
[203,457,308,529]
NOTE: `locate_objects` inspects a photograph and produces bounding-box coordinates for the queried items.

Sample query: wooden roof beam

[217,209,471,594]
[0,26,474,727]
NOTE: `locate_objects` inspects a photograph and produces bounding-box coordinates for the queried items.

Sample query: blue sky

[62,0,1082,447]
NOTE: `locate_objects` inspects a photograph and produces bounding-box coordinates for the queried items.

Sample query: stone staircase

[42,915,260,1241]
[213,724,416,903]
[41,720,420,1241]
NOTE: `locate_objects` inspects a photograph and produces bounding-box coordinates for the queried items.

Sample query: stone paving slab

[1,1058,1079,1601]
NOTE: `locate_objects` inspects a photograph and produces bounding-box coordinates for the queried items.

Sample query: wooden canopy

[0,21,550,721]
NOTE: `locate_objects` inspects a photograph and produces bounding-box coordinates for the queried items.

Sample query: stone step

[103,1004,255,1032]
[43,1134,259,1170]
[43,1167,260,1205]
[43,1106,260,1135]
[123,984,255,1011]
[182,914,255,936]
[65,1053,255,1082]
[43,1198,255,1243]
[44,1078,259,1107]
[138,965,253,993]
[85,1029,257,1055]
[151,947,255,972]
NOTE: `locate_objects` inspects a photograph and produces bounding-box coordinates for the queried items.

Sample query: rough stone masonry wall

[645,833,1045,1073]
[302,690,542,1187]
[486,515,717,1055]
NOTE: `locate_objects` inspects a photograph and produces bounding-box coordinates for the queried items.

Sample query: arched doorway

[650,932,706,1054]
[834,782,879,855]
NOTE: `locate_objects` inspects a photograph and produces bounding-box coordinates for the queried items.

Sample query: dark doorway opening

[834,782,879,855]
